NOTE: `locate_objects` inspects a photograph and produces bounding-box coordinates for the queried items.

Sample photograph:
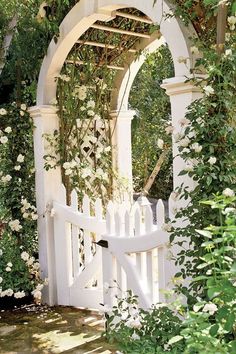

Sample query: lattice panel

[77,118,111,199]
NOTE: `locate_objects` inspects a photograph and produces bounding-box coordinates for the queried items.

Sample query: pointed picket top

[134,206,141,237]
[95,198,103,220]
[144,205,153,233]
[71,189,78,211]
[82,194,90,215]
[58,184,67,204]
[156,199,165,229]
[115,211,122,237]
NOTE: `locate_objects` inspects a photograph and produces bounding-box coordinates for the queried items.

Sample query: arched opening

[129,44,174,201]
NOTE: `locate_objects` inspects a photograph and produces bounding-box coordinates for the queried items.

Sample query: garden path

[0,305,116,353]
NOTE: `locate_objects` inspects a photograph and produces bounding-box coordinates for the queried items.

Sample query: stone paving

[0,305,117,354]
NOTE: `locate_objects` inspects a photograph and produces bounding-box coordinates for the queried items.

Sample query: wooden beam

[90,24,151,38]
[216,3,228,54]
[116,11,153,24]
[66,60,125,71]
[77,39,137,53]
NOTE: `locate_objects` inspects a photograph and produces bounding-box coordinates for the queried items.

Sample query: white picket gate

[53,185,175,310]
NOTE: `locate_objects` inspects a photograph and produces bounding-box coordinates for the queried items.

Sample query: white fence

[53,185,176,310]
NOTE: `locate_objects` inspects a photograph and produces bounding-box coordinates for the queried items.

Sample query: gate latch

[93,240,108,248]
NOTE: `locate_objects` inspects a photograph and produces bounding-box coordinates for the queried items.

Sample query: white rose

[20,110,25,116]
[225,49,232,57]
[14,165,21,171]
[191,143,202,153]
[9,219,22,232]
[208,156,217,165]
[0,108,7,115]
[203,85,214,96]
[179,137,190,147]
[65,168,73,176]
[4,127,12,133]
[190,46,199,55]
[0,136,8,144]
[5,288,14,296]
[87,110,95,117]
[21,251,29,261]
[6,266,11,272]
[0,277,2,283]
[31,213,38,221]
[17,154,25,163]
[223,188,235,197]
[165,125,174,134]
[228,16,236,30]
[87,100,95,109]
[1,175,12,183]
[7,262,12,267]
[202,303,217,315]
[157,138,164,150]
[20,104,27,111]
[63,162,71,170]
[14,291,25,299]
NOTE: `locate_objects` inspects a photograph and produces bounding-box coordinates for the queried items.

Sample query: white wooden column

[161,77,202,294]
[29,105,62,305]
[162,77,202,195]
[110,110,135,199]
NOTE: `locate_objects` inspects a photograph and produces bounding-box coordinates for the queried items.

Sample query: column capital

[28,105,58,118]
[161,75,205,96]
[110,109,136,121]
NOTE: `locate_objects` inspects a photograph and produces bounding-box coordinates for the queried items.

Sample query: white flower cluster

[63,160,78,176]
[73,85,87,101]
[0,108,7,115]
[0,287,25,298]
[14,153,25,171]
[9,219,22,232]
[20,198,38,220]
[5,262,13,272]
[223,188,235,198]
[21,251,40,271]
[31,283,44,302]
[19,103,27,116]
[228,15,236,31]
[1,174,12,183]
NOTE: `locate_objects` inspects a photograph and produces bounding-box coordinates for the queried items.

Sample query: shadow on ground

[0,304,117,353]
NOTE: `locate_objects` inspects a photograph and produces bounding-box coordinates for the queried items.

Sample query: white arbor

[30,0,201,305]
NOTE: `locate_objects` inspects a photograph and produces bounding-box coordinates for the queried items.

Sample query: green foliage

[105,196,236,354]
[129,45,174,199]
[171,29,236,296]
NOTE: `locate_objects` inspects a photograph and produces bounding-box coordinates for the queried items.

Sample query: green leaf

[207,287,222,299]
[196,230,212,238]
[168,335,183,345]
[192,275,209,282]
[224,313,235,332]
[230,262,236,273]
[209,324,219,336]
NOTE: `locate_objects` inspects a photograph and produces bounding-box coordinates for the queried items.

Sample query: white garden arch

[29,0,202,305]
